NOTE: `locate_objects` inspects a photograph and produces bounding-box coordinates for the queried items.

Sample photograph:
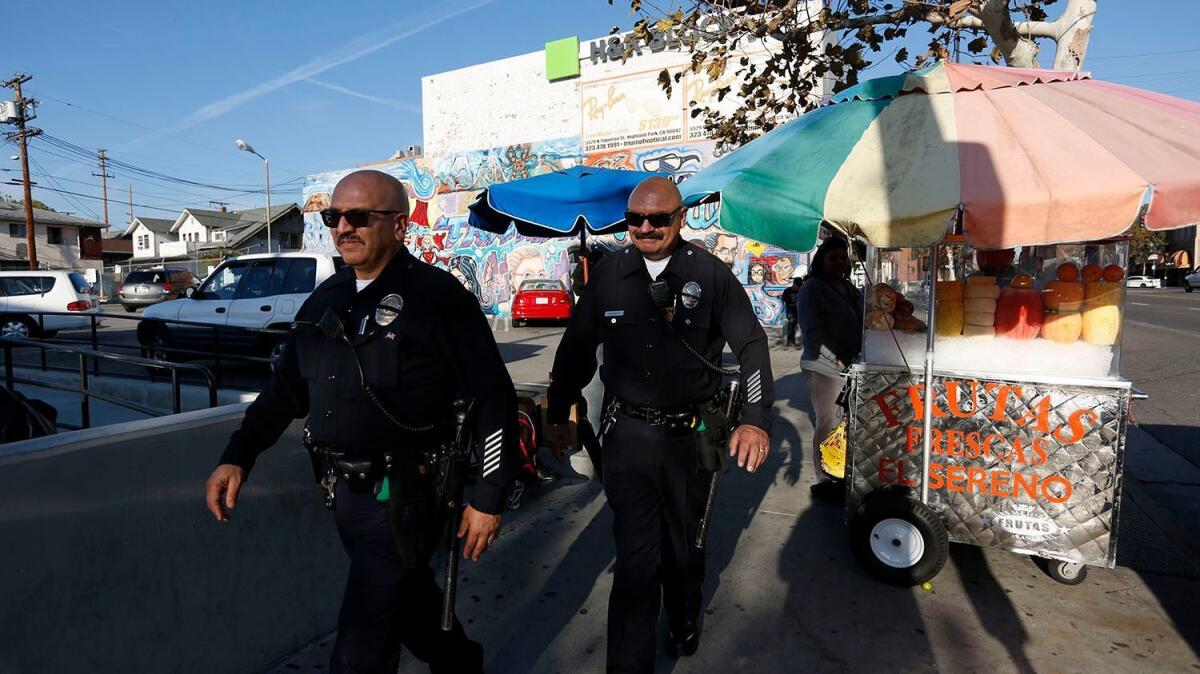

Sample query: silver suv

[118,268,199,312]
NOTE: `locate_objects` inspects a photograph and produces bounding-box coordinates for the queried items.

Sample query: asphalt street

[1122,288,1200,469]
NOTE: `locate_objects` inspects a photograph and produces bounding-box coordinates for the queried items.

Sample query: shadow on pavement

[949,545,1036,674]
[482,483,613,672]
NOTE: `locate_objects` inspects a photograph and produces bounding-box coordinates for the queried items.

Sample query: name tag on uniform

[604,310,625,318]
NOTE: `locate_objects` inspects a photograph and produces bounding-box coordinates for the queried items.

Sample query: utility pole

[127,184,133,225]
[3,73,42,270]
[93,147,113,228]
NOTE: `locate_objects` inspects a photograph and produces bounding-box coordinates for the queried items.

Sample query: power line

[27,156,100,220]
[3,184,195,216]
[34,134,304,194]
[25,88,308,178]
[1087,47,1200,61]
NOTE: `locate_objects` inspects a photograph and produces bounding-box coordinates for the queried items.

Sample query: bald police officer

[205,170,519,674]
[548,177,774,673]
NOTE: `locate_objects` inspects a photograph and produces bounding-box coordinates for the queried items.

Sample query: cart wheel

[1038,558,1088,586]
[849,492,948,586]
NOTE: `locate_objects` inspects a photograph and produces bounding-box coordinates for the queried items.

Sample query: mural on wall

[302,138,806,326]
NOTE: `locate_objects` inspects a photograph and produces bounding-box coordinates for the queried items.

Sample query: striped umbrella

[681,62,1200,251]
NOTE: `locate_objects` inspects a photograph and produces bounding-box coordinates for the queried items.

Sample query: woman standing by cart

[796,236,862,504]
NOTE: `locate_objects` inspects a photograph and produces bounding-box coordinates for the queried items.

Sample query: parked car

[511,279,573,326]
[138,253,342,360]
[1184,269,1200,293]
[0,270,99,338]
[1126,275,1163,289]
[117,268,200,312]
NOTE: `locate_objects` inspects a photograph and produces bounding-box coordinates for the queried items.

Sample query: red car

[511,279,573,326]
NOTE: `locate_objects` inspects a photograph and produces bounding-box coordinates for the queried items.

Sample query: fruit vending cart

[670,62,1200,586]
[844,236,1135,586]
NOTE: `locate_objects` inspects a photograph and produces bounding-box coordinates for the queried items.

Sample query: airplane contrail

[303,78,421,113]
[156,0,495,135]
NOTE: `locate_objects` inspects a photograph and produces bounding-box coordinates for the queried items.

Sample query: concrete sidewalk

[267,345,1200,673]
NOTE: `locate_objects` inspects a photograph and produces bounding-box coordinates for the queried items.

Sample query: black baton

[696,378,741,549]
[441,399,471,632]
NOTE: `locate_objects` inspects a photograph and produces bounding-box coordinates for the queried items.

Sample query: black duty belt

[611,398,698,429]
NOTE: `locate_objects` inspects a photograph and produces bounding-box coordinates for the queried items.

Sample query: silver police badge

[681,281,702,309]
[375,293,404,326]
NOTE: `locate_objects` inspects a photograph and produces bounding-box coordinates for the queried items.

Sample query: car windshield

[520,280,563,292]
[68,273,92,294]
[126,270,168,284]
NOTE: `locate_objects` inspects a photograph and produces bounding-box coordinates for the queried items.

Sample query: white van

[139,252,343,358]
[0,270,99,338]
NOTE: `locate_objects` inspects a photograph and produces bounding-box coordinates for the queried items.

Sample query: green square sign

[545,37,580,81]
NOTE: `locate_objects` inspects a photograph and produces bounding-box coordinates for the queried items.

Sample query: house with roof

[0,200,107,271]
[163,204,302,258]
[126,217,179,260]
[128,204,303,261]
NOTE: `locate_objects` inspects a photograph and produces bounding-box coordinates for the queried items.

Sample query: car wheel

[513,318,525,327]
[849,491,949,586]
[145,329,175,362]
[1185,282,1194,293]
[0,316,37,339]
[123,305,138,313]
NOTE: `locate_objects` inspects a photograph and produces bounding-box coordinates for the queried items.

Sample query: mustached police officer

[547,177,774,673]
[205,170,518,674]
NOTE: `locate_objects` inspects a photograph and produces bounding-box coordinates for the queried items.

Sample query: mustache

[337,235,363,245]
[633,231,664,240]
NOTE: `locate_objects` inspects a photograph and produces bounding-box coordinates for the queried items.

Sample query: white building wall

[130,223,160,260]
[422,51,580,156]
[177,216,208,243]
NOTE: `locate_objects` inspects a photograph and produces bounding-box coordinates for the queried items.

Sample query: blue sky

[4,0,1198,226]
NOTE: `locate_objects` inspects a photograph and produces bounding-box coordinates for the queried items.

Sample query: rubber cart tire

[1038,558,1088,586]
[850,492,949,586]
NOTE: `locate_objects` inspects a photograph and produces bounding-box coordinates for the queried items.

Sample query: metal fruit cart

[843,234,1133,586]
[672,61,1200,585]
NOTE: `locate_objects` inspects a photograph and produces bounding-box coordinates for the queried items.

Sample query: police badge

[681,281,702,309]
[375,293,404,326]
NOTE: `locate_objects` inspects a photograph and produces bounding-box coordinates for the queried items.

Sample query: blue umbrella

[467,165,664,237]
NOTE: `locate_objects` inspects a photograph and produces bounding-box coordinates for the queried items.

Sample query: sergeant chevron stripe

[746,370,762,404]
[482,428,503,478]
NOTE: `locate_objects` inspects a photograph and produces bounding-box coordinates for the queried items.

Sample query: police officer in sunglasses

[547,177,774,672]
[204,170,518,674]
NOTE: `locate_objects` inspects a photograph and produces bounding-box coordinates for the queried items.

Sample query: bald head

[329,170,411,279]
[333,169,410,213]
[627,176,682,213]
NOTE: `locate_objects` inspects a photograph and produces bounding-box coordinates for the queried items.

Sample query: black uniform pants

[785,311,798,345]
[603,411,708,674]
[328,480,483,674]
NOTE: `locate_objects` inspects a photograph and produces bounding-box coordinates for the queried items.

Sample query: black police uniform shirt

[219,247,519,515]
[547,240,774,431]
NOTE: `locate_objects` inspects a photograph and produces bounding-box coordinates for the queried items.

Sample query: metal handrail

[1,309,286,385]
[2,336,219,429]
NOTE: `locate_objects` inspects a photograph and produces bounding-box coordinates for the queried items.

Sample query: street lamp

[235,138,272,253]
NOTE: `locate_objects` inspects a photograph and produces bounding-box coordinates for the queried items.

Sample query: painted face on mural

[710,233,739,267]
[330,171,408,276]
[749,262,767,285]
[772,257,795,284]
[507,247,546,293]
[627,177,684,261]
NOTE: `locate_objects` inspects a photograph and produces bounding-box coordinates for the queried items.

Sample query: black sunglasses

[320,208,404,229]
[625,207,681,229]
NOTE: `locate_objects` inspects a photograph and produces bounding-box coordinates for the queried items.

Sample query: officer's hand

[546,423,571,463]
[729,424,771,474]
[458,505,502,561]
[205,464,248,522]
